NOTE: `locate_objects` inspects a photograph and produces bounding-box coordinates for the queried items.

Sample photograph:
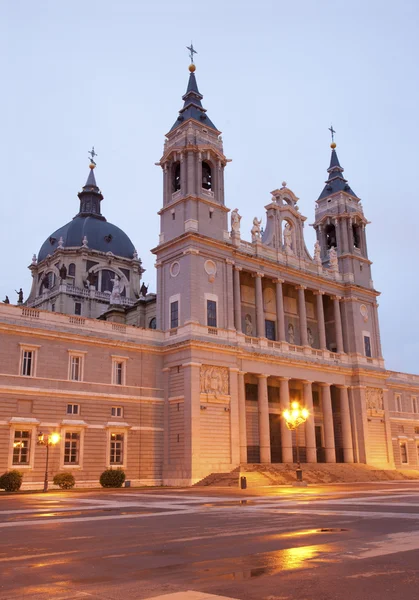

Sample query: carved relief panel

[366,387,384,416]
[200,365,229,397]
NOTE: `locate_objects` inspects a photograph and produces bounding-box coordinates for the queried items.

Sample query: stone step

[195,463,419,487]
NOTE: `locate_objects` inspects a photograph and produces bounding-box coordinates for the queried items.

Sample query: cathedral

[1,59,418,488]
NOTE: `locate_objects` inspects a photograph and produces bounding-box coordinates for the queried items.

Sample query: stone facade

[1,63,419,488]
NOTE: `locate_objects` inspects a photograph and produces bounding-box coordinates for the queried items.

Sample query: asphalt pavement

[1,482,419,600]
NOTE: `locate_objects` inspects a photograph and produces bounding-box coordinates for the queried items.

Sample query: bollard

[296,468,303,482]
[240,476,247,489]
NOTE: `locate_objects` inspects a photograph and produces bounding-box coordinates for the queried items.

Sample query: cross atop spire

[328,125,336,143]
[187,42,197,63]
[88,146,98,168]
[169,50,218,133]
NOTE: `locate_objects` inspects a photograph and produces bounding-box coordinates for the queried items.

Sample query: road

[1,482,419,599]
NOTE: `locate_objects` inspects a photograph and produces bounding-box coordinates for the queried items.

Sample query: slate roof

[37,168,136,262]
[318,148,358,200]
[170,70,218,132]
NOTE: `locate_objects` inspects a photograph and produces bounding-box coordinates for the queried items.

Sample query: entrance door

[269,413,282,463]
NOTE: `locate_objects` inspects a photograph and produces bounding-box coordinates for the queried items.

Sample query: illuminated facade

[1,63,418,488]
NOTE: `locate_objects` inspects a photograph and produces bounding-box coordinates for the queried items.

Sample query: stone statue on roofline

[251,217,262,242]
[329,246,339,272]
[284,222,293,255]
[110,275,121,305]
[231,208,241,234]
[313,240,321,265]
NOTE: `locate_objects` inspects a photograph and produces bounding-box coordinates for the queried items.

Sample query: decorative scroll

[366,388,384,416]
[200,365,229,397]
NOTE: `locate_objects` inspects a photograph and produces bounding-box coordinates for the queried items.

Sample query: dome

[37,165,136,263]
[38,216,136,263]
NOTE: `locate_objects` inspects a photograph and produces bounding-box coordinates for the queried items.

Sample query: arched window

[172,162,180,192]
[325,224,337,249]
[202,162,212,191]
[41,271,56,292]
[99,270,126,296]
[149,317,156,330]
[101,270,116,293]
[352,224,361,249]
[68,263,76,277]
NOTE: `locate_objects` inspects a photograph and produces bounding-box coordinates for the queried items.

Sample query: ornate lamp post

[283,401,309,482]
[37,432,60,492]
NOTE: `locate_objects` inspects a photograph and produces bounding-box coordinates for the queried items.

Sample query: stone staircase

[194,463,419,488]
[193,467,240,487]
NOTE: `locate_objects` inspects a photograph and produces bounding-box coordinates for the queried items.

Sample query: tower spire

[170,57,218,132]
[76,151,105,220]
[318,136,358,200]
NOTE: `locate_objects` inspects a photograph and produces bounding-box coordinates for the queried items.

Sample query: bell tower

[313,140,372,288]
[156,61,229,246]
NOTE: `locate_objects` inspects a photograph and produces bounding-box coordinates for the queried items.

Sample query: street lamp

[283,401,309,483]
[37,432,60,492]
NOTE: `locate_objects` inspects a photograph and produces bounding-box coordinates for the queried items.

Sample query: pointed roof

[170,65,218,132]
[76,165,105,220]
[318,144,358,200]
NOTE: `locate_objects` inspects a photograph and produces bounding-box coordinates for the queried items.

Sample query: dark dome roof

[38,216,135,263]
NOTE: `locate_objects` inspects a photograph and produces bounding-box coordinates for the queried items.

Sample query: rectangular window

[207,300,217,327]
[66,403,80,415]
[400,441,408,464]
[170,301,179,329]
[21,350,34,376]
[51,303,55,312]
[110,433,124,465]
[414,426,419,435]
[396,394,402,412]
[64,432,80,464]
[69,356,81,381]
[265,320,276,341]
[75,302,82,316]
[364,335,372,357]
[312,391,320,408]
[111,406,123,417]
[12,430,30,465]
[113,362,124,385]
[245,383,258,401]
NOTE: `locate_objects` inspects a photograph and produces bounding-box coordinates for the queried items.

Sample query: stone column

[332,296,344,353]
[274,279,286,342]
[238,371,247,463]
[162,367,170,468]
[225,260,235,330]
[334,218,341,254]
[255,273,265,338]
[233,267,242,332]
[229,368,240,465]
[297,285,308,346]
[303,380,317,463]
[341,218,349,254]
[314,291,327,350]
[338,385,354,463]
[187,151,194,195]
[182,362,202,481]
[320,383,336,463]
[258,374,271,463]
[279,377,293,462]
[373,303,383,358]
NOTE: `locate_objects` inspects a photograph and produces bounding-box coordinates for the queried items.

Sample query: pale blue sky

[1,0,418,372]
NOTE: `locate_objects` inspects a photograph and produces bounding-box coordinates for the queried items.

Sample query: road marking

[354,531,419,558]
[0,550,79,563]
